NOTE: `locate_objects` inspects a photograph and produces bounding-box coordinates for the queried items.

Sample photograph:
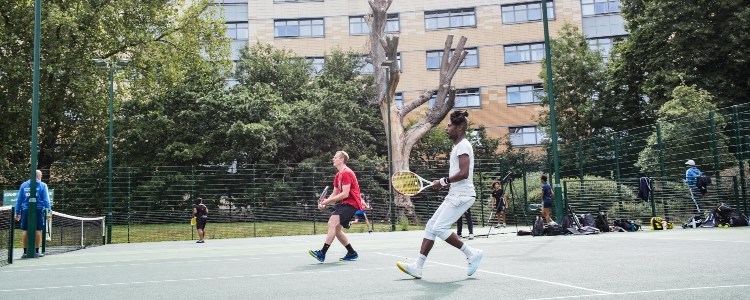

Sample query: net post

[8,206,14,265]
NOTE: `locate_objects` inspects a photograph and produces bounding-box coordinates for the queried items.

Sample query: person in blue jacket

[684,159,702,193]
[14,170,51,258]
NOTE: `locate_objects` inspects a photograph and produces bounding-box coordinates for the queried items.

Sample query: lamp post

[541,0,563,221]
[93,58,129,244]
[381,60,396,231]
[26,0,43,259]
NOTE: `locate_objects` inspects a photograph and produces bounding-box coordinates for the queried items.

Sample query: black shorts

[196,218,207,230]
[495,205,505,213]
[332,204,358,229]
[20,209,46,231]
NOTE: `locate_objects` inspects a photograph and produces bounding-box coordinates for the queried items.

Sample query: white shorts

[424,193,476,240]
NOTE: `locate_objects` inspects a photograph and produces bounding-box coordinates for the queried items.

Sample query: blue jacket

[15,179,51,215]
[685,167,702,187]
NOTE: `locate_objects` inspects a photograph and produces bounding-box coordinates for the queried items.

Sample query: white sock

[416,254,427,268]
[460,244,473,257]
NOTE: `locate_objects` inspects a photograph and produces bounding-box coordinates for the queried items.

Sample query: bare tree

[368,0,468,214]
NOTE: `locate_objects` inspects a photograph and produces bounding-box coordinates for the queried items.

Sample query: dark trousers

[456,209,473,235]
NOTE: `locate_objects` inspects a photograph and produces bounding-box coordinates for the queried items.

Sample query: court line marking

[375,252,613,295]
[0,267,393,293]
[0,256,305,273]
[526,283,750,300]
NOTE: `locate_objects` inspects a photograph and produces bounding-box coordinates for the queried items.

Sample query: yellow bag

[190,217,197,226]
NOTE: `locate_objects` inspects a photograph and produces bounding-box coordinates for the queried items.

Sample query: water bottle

[661,220,667,230]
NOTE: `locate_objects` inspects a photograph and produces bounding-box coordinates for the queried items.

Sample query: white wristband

[439,177,450,186]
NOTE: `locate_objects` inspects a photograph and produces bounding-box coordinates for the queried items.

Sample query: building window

[306,57,325,74]
[582,14,626,38]
[386,13,400,33]
[587,37,616,57]
[429,88,481,108]
[426,47,479,70]
[509,126,546,146]
[226,22,248,40]
[425,8,476,30]
[501,1,555,24]
[581,0,620,16]
[349,16,369,35]
[274,18,325,38]
[394,92,403,109]
[504,43,545,64]
[351,14,399,35]
[507,84,543,104]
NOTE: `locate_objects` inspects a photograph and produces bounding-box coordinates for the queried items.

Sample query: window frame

[509,126,546,146]
[501,1,556,24]
[428,88,482,109]
[424,8,477,30]
[426,47,479,70]
[386,13,400,33]
[274,18,325,38]
[507,84,544,105]
[504,42,545,64]
[581,0,620,17]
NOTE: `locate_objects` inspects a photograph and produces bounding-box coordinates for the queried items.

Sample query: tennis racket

[317,186,330,208]
[391,171,433,196]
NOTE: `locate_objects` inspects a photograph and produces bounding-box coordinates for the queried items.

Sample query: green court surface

[1,227,749,299]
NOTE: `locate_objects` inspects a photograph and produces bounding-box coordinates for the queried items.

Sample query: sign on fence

[3,189,54,206]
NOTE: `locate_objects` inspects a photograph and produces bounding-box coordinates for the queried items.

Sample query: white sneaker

[549,221,558,226]
[502,223,507,228]
[467,249,483,276]
[396,261,423,279]
[468,234,474,240]
[494,224,501,229]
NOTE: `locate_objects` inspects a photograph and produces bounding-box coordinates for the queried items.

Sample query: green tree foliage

[0,0,230,173]
[118,42,384,167]
[636,85,735,176]
[615,0,750,116]
[538,23,607,142]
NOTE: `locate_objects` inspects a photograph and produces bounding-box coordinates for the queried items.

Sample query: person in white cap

[684,160,702,190]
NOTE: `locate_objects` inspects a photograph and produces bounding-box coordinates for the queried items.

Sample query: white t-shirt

[448,138,475,196]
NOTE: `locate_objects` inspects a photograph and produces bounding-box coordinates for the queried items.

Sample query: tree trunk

[368,0,468,216]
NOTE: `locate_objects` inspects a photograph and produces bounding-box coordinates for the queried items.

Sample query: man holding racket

[309,150,363,262]
[396,110,483,279]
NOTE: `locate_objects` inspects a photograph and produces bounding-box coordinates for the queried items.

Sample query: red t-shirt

[334,167,363,210]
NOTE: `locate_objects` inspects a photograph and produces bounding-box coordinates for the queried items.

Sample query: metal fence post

[577,141,584,183]
[732,107,747,214]
[710,112,720,186]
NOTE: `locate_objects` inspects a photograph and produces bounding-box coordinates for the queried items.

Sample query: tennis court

[1,226,748,299]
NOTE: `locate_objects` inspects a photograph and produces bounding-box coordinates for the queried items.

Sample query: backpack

[613,219,636,232]
[650,217,664,230]
[697,175,711,195]
[532,216,545,236]
[543,224,565,236]
[595,208,610,232]
[583,214,597,227]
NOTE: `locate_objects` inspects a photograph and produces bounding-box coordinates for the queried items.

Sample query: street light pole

[26,0,43,259]
[542,0,563,221]
[381,60,396,231]
[94,58,129,244]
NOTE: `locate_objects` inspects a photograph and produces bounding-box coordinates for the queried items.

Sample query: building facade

[213,0,626,150]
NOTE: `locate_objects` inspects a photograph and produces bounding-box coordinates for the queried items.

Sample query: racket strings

[392,172,421,195]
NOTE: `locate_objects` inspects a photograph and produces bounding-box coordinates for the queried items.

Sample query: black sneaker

[340,251,358,261]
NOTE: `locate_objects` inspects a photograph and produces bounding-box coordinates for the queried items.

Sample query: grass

[110,221,424,243]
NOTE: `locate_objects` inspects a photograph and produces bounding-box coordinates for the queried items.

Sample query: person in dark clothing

[456,209,474,240]
[193,198,208,243]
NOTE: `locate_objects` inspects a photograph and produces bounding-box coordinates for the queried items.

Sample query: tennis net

[44,210,105,255]
[0,206,12,267]
[0,206,105,266]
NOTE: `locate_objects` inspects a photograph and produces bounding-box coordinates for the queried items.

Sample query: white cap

[685,159,696,166]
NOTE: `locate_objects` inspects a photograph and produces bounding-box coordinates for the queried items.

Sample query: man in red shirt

[309,151,364,262]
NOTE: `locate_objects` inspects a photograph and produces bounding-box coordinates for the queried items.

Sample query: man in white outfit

[396,110,483,279]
